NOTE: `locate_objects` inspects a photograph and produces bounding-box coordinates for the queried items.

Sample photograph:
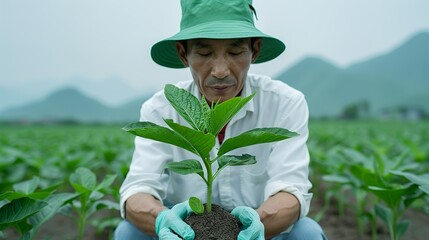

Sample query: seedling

[68,167,118,240]
[123,84,298,213]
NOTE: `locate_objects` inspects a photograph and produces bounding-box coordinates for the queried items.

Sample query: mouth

[210,83,234,89]
[209,85,232,95]
[212,85,229,90]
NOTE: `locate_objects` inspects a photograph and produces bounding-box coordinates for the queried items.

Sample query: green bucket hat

[151,0,286,68]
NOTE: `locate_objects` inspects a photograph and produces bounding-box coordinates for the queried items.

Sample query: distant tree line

[338,101,428,121]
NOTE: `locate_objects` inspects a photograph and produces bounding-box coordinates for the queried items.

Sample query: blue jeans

[114,217,327,240]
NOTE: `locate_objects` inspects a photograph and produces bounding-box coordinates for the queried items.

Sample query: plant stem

[78,213,87,240]
[76,194,89,240]
[206,163,213,213]
[391,210,398,240]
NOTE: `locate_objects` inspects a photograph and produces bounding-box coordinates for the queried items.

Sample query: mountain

[0,87,151,122]
[2,31,428,121]
[348,31,429,83]
[67,75,144,107]
[276,31,429,117]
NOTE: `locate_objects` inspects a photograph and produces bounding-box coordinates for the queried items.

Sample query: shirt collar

[239,76,255,113]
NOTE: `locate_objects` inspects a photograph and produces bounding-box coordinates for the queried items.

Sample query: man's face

[176,38,261,103]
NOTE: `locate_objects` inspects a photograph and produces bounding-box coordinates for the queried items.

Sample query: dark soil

[185,204,240,240]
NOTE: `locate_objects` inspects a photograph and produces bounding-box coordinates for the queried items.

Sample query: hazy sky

[1,0,429,107]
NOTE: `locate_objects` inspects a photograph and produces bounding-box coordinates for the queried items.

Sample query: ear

[175,41,189,67]
[251,38,262,63]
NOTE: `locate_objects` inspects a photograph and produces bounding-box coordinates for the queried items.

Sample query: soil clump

[185,204,240,240]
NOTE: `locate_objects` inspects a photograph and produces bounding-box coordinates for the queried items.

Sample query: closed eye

[230,51,244,56]
[197,52,211,57]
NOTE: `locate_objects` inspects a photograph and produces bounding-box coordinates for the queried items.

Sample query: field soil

[3,199,429,240]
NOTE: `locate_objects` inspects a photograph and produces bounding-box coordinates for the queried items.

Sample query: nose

[211,57,230,79]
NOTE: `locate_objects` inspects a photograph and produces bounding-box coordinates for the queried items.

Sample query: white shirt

[120,74,313,223]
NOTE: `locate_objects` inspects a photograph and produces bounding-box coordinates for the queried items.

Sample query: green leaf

[95,174,117,192]
[164,84,207,132]
[0,198,48,231]
[189,197,204,215]
[201,97,212,126]
[164,160,204,179]
[88,199,120,217]
[397,219,410,238]
[69,167,97,193]
[217,154,256,169]
[368,185,419,209]
[389,171,429,195]
[218,127,298,156]
[374,203,392,228]
[207,93,255,136]
[322,174,352,184]
[0,190,55,202]
[123,121,198,156]
[164,119,215,158]
[93,199,120,211]
[13,177,40,195]
[89,191,104,201]
[349,165,386,188]
[23,193,79,239]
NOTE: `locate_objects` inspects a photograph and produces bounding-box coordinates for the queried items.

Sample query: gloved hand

[231,206,265,240]
[155,201,195,240]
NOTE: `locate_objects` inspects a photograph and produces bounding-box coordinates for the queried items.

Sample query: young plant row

[1,121,428,239]
[308,121,429,240]
[0,125,133,239]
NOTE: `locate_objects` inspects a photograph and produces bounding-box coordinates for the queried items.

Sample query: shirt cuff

[264,181,313,232]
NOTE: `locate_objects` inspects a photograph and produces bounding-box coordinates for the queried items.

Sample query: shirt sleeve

[119,98,172,218]
[264,92,313,220]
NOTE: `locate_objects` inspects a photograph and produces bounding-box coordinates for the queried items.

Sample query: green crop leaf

[389,171,429,195]
[218,127,298,156]
[349,165,386,188]
[189,196,204,215]
[164,84,207,132]
[374,203,393,229]
[217,154,256,169]
[95,174,117,192]
[396,220,410,238]
[201,97,212,126]
[23,193,79,239]
[322,174,352,184]
[70,168,97,193]
[164,119,215,158]
[93,199,120,211]
[123,121,199,156]
[0,197,48,231]
[368,185,419,209]
[165,160,204,179]
[207,93,255,136]
[13,177,40,195]
[0,191,53,202]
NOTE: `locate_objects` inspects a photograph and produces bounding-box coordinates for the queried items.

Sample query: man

[115,0,327,239]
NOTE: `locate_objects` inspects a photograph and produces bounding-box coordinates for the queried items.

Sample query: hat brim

[151,20,286,68]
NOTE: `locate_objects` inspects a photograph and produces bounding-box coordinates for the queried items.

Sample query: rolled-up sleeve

[119,97,172,218]
[264,92,312,219]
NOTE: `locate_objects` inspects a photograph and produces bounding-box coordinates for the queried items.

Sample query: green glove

[231,206,265,240]
[155,201,195,240]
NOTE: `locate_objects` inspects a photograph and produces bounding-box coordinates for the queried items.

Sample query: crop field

[1,121,428,240]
